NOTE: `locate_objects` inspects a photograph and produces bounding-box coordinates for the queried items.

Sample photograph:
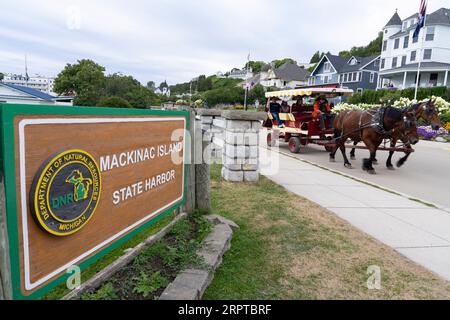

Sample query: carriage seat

[292,104,314,122]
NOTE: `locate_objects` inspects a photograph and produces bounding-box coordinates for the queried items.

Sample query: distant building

[155,87,171,96]
[228,68,253,80]
[308,53,381,92]
[378,8,450,89]
[0,83,73,105]
[259,62,310,89]
[2,73,56,95]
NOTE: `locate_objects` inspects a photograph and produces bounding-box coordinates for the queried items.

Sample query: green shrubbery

[349,87,450,104]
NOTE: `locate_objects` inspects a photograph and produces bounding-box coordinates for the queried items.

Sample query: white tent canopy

[265,87,353,98]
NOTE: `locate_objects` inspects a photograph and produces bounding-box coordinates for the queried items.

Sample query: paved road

[272,138,450,211]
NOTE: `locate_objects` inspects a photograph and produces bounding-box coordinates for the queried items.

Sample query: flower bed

[417,126,449,141]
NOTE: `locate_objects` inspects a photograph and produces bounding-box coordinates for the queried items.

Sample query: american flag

[413,0,428,39]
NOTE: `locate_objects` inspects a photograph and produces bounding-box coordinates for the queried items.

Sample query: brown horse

[330,106,419,174]
[349,99,442,168]
[385,99,442,169]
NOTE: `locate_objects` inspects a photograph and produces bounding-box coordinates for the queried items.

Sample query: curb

[265,146,450,214]
[159,215,238,300]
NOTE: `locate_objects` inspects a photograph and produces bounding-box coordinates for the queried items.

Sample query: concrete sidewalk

[260,147,450,282]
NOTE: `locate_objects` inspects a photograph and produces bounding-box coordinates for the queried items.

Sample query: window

[374,59,380,68]
[410,50,417,62]
[402,21,408,31]
[426,26,435,41]
[403,36,409,48]
[423,49,432,60]
[394,38,400,49]
[370,73,375,83]
[357,88,363,93]
[392,57,398,68]
[352,73,357,81]
[401,56,407,66]
[324,76,329,83]
[412,31,419,43]
[382,40,387,51]
[344,74,348,82]
[324,62,331,72]
[430,73,438,86]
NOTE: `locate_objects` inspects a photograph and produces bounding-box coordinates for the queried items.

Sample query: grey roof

[426,8,450,26]
[273,63,310,81]
[321,54,379,73]
[385,12,402,27]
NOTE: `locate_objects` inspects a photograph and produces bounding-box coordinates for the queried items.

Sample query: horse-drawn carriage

[264,87,442,174]
[264,87,353,153]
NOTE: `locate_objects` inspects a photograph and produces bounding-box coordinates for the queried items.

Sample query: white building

[2,73,56,95]
[228,68,253,80]
[259,63,310,89]
[378,8,450,89]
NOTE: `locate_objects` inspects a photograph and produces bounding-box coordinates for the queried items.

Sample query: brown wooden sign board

[0,104,188,299]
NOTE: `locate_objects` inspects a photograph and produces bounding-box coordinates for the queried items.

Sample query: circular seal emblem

[29,149,102,236]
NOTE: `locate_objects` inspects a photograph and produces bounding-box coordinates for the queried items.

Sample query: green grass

[203,164,450,300]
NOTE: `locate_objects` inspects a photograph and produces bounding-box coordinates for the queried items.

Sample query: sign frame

[0,103,189,300]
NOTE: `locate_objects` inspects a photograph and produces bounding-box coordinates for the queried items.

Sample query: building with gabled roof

[307,53,381,93]
[378,8,450,89]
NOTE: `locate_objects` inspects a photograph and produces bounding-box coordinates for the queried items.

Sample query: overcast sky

[0,0,448,85]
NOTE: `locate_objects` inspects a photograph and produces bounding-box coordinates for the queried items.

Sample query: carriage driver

[313,95,335,130]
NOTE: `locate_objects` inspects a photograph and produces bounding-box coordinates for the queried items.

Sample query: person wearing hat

[313,95,334,130]
[269,97,285,128]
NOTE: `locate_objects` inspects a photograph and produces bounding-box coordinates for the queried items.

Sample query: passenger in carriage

[269,97,285,128]
[313,95,335,130]
[291,99,303,112]
[281,101,290,113]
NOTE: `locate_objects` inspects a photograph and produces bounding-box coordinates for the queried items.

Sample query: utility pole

[414,0,428,101]
[244,53,250,111]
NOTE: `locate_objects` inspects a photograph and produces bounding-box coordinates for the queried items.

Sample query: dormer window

[349,58,358,66]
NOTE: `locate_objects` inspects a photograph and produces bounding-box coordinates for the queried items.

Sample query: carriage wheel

[288,137,301,154]
[267,133,274,147]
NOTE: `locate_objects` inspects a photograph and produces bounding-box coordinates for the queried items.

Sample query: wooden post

[183,110,196,214]
[0,173,12,300]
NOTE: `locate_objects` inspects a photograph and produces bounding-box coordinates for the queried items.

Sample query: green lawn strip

[203,164,450,300]
[79,211,212,300]
[43,211,181,300]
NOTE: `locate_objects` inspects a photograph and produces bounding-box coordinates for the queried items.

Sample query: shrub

[96,96,132,108]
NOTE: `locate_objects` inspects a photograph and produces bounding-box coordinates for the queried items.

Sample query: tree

[197,75,213,92]
[245,61,266,73]
[125,86,160,108]
[272,58,297,68]
[102,73,140,98]
[159,81,168,91]
[54,59,105,106]
[96,96,132,108]
[248,84,266,104]
[0,72,4,81]
[146,81,156,92]
[339,32,383,58]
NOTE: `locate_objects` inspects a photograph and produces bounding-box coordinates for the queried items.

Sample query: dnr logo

[30,150,102,236]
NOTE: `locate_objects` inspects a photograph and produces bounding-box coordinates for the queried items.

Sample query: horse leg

[340,143,352,168]
[329,130,341,162]
[350,141,357,160]
[362,140,378,174]
[397,146,412,168]
[386,139,396,170]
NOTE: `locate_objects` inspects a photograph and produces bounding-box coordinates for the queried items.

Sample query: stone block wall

[196,109,266,183]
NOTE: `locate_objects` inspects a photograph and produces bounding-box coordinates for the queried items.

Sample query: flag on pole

[413,0,428,39]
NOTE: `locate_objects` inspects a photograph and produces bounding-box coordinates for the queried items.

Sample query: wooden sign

[0,104,188,299]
